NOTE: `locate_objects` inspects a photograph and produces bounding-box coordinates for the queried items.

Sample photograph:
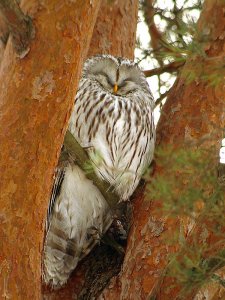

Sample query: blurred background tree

[137,0,203,110]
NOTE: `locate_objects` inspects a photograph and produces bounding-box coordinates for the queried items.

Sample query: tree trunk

[88,0,138,59]
[42,0,139,299]
[100,0,225,299]
[0,1,100,299]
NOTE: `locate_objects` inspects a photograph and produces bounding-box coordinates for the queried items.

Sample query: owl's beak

[113,84,118,94]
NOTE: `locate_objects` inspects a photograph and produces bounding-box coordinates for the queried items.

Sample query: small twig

[144,61,185,78]
[0,0,34,57]
[142,0,164,66]
[154,89,171,107]
[64,131,120,209]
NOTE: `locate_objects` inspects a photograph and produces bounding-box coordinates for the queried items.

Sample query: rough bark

[88,0,138,59]
[0,40,5,61]
[100,0,225,299]
[0,0,101,299]
[142,0,168,66]
[42,0,139,299]
[142,0,163,52]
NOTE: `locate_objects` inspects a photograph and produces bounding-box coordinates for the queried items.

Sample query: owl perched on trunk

[43,55,155,287]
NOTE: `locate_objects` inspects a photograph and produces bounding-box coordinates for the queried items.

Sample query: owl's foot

[86,226,101,241]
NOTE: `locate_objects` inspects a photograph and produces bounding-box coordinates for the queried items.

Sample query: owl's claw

[86,226,101,242]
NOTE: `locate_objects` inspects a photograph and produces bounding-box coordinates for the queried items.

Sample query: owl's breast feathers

[69,78,155,200]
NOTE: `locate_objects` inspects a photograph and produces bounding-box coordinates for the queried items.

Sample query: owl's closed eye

[84,56,149,96]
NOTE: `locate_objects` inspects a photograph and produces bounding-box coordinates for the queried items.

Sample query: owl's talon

[87,226,101,241]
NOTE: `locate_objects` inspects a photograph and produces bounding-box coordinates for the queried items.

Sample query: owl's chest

[93,101,145,157]
[97,100,139,140]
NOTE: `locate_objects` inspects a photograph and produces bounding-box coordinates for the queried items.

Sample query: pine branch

[202,249,225,273]
[211,273,225,288]
[144,61,185,78]
[152,249,225,299]
[63,131,120,209]
[0,0,34,57]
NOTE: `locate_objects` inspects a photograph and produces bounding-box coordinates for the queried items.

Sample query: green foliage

[145,145,225,296]
[137,0,207,106]
[166,248,225,297]
[138,0,224,108]
[181,57,225,86]
[137,0,225,296]
[147,146,224,220]
[168,248,208,294]
[83,149,103,174]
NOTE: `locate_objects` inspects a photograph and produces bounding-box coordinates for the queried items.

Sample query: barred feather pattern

[43,55,155,288]
[70,81,155,199]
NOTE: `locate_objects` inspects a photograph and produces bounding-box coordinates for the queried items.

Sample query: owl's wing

[46,166,66,231]
[43,163,112,287]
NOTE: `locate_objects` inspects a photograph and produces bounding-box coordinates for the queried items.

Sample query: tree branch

[154,89,170,107]
[63,131,120,209]
[142,0,164,65]
[0,0,34,57]
[144,60,185,77]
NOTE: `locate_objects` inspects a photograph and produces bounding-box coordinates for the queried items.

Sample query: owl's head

[82,55,150,96]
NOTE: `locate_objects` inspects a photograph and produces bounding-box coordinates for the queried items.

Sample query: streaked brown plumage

[43,55,155,287]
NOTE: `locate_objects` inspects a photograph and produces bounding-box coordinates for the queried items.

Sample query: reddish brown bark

[88,0,138,59]
[101,0,225,299]
[0,1,101,299]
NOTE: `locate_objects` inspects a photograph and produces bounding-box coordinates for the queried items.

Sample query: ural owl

[43,55,155,287]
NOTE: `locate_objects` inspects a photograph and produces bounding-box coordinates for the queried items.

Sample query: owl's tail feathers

[42,221,80,288]
[43,221,112,288]
[42,164,113,288]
